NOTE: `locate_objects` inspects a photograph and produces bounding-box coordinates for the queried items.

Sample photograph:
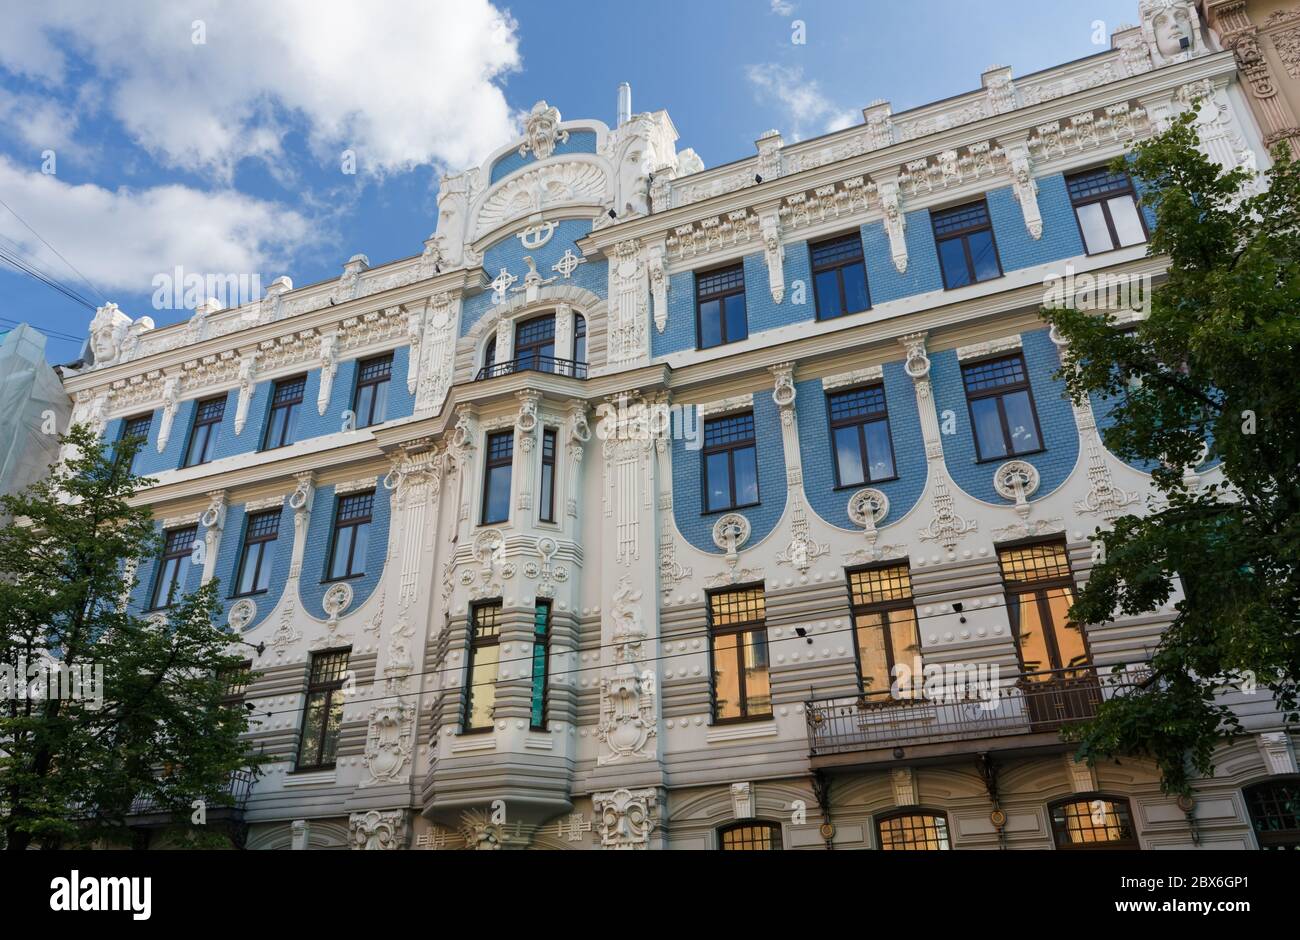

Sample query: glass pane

[238,545,259,595]
[1002,390,1041,453]
[540,464,555,520]
[888,609,919,678]
[968,230,1000,282]
[283,403,300,445]
[321,693,344,764]
[1107,195,1146,247]
[732,446,758,505]
[349,522,369,576]
[705,452,731,512]
[299,693,325,765]
[864,419,895,480]
[330,527,353,579]
[355,386,374,428]
[842,261,869,313]
[1076,202,1114,254]
[712,632,741,719]
[467,645,500,729]
[254,544,273,593]
[834,426,865,486]
[814,269,842,319]
[724,294,748,343]
[937,238,971,288]
[970,397,1008,459]
[742,630,771,717]
[1046,586,1089,671]
[574,332,586,365]
[699,299,722,348]
[1011,591,1051,676]
[855,613,889,696]
[186,426,208,466]
[485,464,512,523]
[530,643,546,726]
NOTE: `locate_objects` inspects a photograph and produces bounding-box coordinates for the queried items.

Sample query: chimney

[617,82,632,127]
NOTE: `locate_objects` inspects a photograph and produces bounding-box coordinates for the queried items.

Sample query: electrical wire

[0,192,108,305]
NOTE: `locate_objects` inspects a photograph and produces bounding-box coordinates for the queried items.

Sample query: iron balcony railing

[474,355,588,382]
[806,667,1149,758]
[128,768,257,817]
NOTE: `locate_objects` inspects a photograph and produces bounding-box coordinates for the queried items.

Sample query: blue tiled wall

[796,362,928,531]
[860,208,945,304]
[211,501,295,632]
[672,391,787,554]
[932,327,1080,504]
[129,521,204,613]
[987,175,1085,273]
[298,480,390,619]
[460,219,607,340]
[656,268,700,357]
[488,130,598,184]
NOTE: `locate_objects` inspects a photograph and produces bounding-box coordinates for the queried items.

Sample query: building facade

[61,0,1300,850]
[1201,0,1300,156]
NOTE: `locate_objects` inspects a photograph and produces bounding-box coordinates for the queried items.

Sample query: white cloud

[0,89,80,153]
[769,0,796,15]
[744,63,857,140]
[0,155,318,298]
[0,0,522,179]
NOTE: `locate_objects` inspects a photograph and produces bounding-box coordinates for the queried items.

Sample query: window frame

[1047,794,1139,850]
[117,413,153,473]
[529,600,551,730]
[325,490,373,582]
[826,384,898,488]
[706,583,772,724]
[262,374,306,451]
[220,659,254,706]
[700,411,760,515]
[232,509,281,598]
[514,313,556,371]
[846,563,920,699]
[149,525,197,611]
[1066,167,1149,256]
[717,821,783,850]
[462,600,502,734]
[572,314,587,367]
[810,232,871,321]
[931,199,1003,290]
[1244,778,1300,850]
[352,354,393,429]
[539,427,558,524]
[876,808,952,850]
[695,262,748,350]
[295,647,352,772]
[183,395,226,468]
[998,539,1092,677]
[481,430,515,526]
[961,352,1045,463]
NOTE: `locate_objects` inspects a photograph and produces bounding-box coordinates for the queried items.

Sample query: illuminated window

[707,586,771,722]
[1244,780,1300,850]
[998,541,1090,678]
[297,648,351,770]
[877,811,951,850]
[1049,796,1138,849]
[848,564,919,698]
[719,821,783,850]
[463,601,502,732]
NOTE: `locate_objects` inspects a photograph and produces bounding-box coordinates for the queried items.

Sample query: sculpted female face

[1153,10,1193,58]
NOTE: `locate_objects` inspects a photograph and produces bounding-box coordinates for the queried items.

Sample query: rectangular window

[481,431,514,525]
[811,233,870,320]
[998,541,1090,678]
[220,660,253,705]
[696,263,748,350]
[297,648,351,770]
[326,491,373,581]
[1066,167,1147,255]
[150,525,197,609]
[702,412,759,513]
[707,586,771,722]
[530,600,551,729]
[234,510,280,596]
[263,375,306,450]
[184,396,225,467]
[827,385,896,486]
[463,601,502,732]
[847,564,919,698]
[539,427,557,523]
[353,354,392,428]
[961,353,1043,461]
[932,200,1002,289]
[117,413,153,474]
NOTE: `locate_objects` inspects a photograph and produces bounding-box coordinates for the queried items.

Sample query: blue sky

[0,0,1136,363]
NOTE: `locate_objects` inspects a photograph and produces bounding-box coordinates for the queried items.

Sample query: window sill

[834,476,898,491]
[230,589,269,600]
[701,501,761,518]
[321,573,365,585]
[974,447,1046,465]
[285,768,336,786]
[707,719,778,744]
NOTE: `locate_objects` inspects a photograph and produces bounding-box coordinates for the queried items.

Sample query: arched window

[515,314,555,372]
[483,336,497,374]
[718,821,782,851]
[1244,779,1300,850]
[1048,795,1138,849]
[573,314,587,370]
[876,809,951,850]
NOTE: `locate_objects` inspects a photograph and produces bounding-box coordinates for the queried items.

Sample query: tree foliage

[0,424,263,849]
[1047,113,1300,795]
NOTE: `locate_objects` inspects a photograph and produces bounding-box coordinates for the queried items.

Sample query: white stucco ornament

[228,598,257,632]
[519,100,569,160]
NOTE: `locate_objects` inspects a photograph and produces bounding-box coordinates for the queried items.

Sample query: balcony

[474,355,588,382]
[806,667,1148,769]
[127,768,257,824]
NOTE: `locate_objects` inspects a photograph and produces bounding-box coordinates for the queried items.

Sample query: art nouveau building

[61,0,1300,850]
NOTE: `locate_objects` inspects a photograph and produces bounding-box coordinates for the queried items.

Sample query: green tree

[0,423,263,849]
[1046,113,1299,795]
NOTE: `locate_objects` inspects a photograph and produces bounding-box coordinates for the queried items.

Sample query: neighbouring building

[0,324,72,503]
[1201,0,1300,156]
[60,0,1299,850]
